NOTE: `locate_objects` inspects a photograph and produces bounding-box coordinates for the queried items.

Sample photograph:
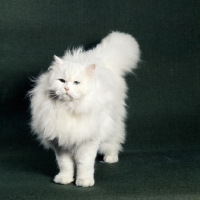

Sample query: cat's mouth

[65,92,72,98]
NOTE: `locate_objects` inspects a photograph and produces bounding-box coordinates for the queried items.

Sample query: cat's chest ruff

[43,107,99,147]
[54,105,84,123]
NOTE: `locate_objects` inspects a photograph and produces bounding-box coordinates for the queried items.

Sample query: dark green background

[1,0,200,199]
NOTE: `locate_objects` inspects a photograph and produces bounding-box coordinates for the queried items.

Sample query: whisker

[47,90,59,100]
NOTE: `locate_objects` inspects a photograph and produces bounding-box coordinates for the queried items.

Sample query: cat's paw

[54,174,74,185]
[76,178,95,187]
[103,155,119,163]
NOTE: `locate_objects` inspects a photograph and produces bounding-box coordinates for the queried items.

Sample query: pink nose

[64,87,69,91]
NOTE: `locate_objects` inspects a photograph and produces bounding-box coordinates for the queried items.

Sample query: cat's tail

[94,31,140,76]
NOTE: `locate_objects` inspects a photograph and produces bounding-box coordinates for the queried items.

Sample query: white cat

[29,32,140,187]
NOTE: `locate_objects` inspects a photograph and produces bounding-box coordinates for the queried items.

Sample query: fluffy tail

[94,31,140,76]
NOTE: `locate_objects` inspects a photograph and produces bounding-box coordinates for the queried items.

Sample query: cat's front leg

[50,140,74,185]
[54,150,74,185]
[75,141,99,187]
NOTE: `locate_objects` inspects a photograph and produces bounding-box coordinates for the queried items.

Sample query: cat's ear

[86,64,96,76]
[54,55,64,65]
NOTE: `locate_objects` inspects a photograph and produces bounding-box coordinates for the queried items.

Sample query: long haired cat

[29,32,140,187]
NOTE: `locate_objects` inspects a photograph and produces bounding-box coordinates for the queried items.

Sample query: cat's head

[47,55,95,101]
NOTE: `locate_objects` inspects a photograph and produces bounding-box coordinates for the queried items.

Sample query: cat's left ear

[54,55,64,65]
[86,64,96,76]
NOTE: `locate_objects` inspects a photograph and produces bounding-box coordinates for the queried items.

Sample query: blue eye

[74,81,80,85]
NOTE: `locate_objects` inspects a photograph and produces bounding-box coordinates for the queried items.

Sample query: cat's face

[48,56,95,101]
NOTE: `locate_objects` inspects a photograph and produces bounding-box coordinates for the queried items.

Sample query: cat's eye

[73,81,80,85]
[58,79,65,83]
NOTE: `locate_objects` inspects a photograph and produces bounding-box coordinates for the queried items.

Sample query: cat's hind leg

[99,141,122,163]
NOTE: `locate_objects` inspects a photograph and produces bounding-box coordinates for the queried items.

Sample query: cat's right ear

[54,55,64,65]
[86,64,96,76]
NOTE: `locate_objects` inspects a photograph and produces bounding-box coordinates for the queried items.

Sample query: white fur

[29,31,140,187]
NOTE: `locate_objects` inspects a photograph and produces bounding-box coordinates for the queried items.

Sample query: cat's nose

[64,87,69,91]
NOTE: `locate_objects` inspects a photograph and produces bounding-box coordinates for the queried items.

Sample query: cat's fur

[29,32,140,187]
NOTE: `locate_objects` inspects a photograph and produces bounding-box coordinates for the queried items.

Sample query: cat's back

[94,65,127,104]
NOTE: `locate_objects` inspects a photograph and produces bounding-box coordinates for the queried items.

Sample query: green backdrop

[1,0,200,199]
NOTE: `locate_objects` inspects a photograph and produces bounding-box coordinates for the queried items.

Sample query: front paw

[54,173,74,185]
[76,178,95,187]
